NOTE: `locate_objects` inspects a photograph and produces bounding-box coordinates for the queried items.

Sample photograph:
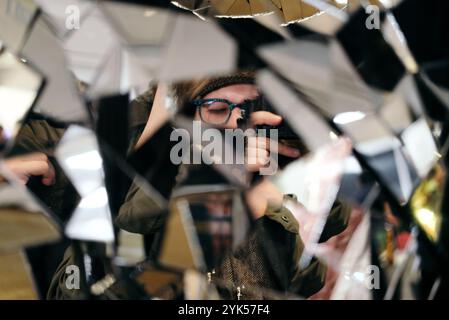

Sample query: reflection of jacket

[7,115,79,298]
[116,181,350,299]
[9,115,79,223]
[113,91,351,299]
[47,91,351,299]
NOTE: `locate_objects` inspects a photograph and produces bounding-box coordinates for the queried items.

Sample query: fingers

[41,161,56,186]
[246,137,268,172]
[276,142,301,158]
[250,111,283,126]
[245,136,300,172]
[245,178,283,218]
[14,152,48,162]
[246,152,270,172]
[247,136,301,158]
[24,160,56,186]
[4,153,56,186]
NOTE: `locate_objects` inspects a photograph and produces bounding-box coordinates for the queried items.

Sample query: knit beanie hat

[173,70,256,116]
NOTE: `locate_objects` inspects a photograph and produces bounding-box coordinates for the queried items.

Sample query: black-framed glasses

[190,98,262,125]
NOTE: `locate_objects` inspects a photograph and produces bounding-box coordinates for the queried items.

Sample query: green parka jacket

[47,90,350,299]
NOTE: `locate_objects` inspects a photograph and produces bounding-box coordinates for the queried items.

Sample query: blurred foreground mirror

[55,125,114,243]
[334,112,420,204]
[0,179,60,251]
[0,0,39,53]
[0,49,44,152]
[273,137,352,269]
[158,179,250,273]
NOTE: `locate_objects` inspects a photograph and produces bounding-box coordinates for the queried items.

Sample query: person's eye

[206,102,228,112]
[208,108,228,114]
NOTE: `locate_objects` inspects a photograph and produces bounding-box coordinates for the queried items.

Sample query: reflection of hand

[245,111,300,172]
[3,152,56,186]
[245,178,283,219]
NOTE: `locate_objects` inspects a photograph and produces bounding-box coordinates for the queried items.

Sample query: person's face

[194,84,259,129]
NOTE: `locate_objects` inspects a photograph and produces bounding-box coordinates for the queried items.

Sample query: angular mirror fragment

[158,199,199,270]
[336,113,398,153]
[181,192,234,271]
[329,40,385,117]
[55,125,114,243]
[100,2,173,46]
[92,91,171,227]
[3,110,81,225]
[183,269,221,300]
[299,10,346,36]
[396,75,425,117]
[364,147,419,204]
[33,0,94,39]
[337,155,378,208]
[257,70,334,152]
[127,121,180,200]
[410,163,445,243]
[0,49,44,152]
[133,262,184,299]
[171,182,250,271]
[0,179,60,251]
[172,116,251,188]
[259,39,385,119]
[312,210,372,300]
[420,61,449,110]
[379,92,413,134]
[91,3,173,96]
[114,230,145,266]
[401,118,438,179]
[272,137,352,269]
[334,108,424,204]
[0,0,39,53]
[0,250,38,299]
[86,45,124,99]
[171,1,211,11]
[21,17,89,123]
[391,0,449,65]
[159,14,236,82]
[336,8,405,91]
[61,5,121,85]
[369,199,419,299]
[258,39,332,99]
[381,12,418,74]
[383,232,421,300]
[217,18,284,70]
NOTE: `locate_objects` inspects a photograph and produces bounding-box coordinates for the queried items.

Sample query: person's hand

[2,152,56,186]
[245,111,300,172]
[245,178,284,219]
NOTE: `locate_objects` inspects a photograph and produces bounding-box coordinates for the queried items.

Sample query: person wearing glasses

[114,71,350,299]
[48,71,350,299]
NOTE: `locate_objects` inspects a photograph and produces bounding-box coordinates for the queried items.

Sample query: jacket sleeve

[215,204,327,299]
[46,247,86,300]
[115,182,165,234]
[218,196,350,299]
[263,205,327,298]
[319,198,352,243]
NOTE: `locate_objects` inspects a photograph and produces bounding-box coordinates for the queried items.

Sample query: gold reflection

[410,164,445,242]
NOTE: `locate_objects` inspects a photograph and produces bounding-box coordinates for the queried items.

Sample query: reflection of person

[2,114,79,298]
[48,72,350,299]
[115,71,351,299]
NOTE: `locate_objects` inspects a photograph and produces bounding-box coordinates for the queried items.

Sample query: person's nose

[226,108,244,129]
